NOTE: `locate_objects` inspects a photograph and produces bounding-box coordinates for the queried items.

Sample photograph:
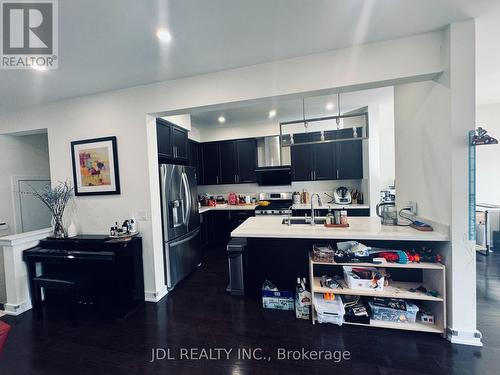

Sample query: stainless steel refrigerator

[160,164,201,290]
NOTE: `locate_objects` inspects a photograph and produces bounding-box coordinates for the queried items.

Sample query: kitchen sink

[282,218,326,225]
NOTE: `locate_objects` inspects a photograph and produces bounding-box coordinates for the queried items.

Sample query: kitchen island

[231,216,449,335]
[231,216,449,297]
[231,216,449,242]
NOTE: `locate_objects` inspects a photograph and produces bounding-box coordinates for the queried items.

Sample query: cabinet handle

[310,171,313,180]
[336,169,339,179]
[216,176,219,184]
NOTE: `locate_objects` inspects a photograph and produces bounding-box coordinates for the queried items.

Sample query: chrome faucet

[285,205,294,226]
[310,193,322,225]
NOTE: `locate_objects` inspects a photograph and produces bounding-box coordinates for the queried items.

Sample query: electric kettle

[376,202,398,226]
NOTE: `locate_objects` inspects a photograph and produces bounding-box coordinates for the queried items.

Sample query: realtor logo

[1,0,58,69]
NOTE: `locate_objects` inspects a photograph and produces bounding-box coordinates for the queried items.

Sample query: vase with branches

[30,181,74,238]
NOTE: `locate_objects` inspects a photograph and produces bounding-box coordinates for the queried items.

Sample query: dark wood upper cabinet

[235,139,257,183]
[156,119,173,159]
[291,144,313,181]
[291,129,363,181]
[200,142,220,185]
[313,142,337,180]
[291,133,314,181]
[156,118,189,164]
[336,128,363,180]
[337,138,363,179]
[219,141,238,184]
[188,140,199,167]
[172,127,188,162]
[198,138,257,185]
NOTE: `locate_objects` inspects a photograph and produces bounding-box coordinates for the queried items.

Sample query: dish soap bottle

[325,207,334,225]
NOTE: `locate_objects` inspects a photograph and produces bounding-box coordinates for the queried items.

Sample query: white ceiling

[1,0,499,115]
[190,87,393,127]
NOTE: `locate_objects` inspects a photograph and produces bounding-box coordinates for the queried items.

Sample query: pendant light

[302,98,308,132]
[336,93,341,130]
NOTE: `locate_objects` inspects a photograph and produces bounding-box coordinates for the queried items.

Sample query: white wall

[394,80,451,225]
[394,20,480,345]
[476,103,500,205]
[0,133,51,237]
[0,133,50,303]
[0,31,444,303]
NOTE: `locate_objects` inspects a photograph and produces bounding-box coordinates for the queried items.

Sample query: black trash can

[493,231,500,251]
[226,238,247,296]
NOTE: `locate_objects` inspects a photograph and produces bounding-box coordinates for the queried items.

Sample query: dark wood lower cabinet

[203,210,255,247]
[200,212,210,249]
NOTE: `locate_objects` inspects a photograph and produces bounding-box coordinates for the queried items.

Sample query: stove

[255,192,293,216]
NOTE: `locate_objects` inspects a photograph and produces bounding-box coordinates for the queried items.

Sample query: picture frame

[70,136,121,196]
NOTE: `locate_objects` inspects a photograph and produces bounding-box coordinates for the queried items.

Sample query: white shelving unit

[309,255,446,336]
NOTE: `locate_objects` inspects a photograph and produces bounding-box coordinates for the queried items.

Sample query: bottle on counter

[340,210,348,225]
[122,220,129,234]
[325,207,334,225]
[334,210,341,225]
[293,192,301,205]
[110,226,116,237]
[301,189,310,204]
[129,218,137,233]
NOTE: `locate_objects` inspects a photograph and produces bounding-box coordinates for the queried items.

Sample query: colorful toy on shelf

[373,247,442,264]
[418,247,442,263]
[324,292,336,301]
[376,250,409,264]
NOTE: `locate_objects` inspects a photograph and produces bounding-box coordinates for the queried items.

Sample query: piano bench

[33,274,93,326]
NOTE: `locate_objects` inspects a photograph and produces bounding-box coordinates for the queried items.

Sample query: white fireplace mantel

[0,228,52,315]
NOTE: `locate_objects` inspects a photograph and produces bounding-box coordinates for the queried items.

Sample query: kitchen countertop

[230,216,449,242]
[199,204,258,214]
[199,203,368,214]
[292,203,370,210]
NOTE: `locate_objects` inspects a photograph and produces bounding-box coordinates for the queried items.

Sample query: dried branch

[27,180,74,217]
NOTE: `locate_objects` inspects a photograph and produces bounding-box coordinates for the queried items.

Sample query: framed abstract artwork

[70,136,121,196]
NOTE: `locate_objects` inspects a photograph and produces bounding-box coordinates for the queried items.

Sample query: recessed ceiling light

[218,116,226,124]
[268,109,277,119]
[156,28,172,43]
[31,65,47,72]
[326,102,334,111]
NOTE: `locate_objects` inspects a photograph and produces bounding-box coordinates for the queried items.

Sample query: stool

[33,274,91,326]
[0,321,11,355]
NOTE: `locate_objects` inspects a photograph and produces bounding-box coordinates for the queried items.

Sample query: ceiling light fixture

[268,109,277,119]
[156,28,172,43]
[218,116,226,124]
[326,102,334,111]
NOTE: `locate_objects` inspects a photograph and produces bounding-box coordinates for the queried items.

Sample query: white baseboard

[447,328,483,347]
[144,286,168,303]
[3,300,32,316]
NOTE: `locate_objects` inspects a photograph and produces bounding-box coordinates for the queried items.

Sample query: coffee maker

[376,202,398,226]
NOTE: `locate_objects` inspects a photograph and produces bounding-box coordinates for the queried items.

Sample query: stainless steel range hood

[255,136,291,186]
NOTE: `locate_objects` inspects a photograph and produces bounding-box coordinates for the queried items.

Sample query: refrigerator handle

[182,172,191,226]
[161,165,169,227]
[169,228,200,247]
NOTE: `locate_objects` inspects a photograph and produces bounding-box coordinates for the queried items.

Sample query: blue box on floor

[262,289,295,311]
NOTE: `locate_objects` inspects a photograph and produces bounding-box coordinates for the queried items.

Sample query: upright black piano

[23,235,145,318]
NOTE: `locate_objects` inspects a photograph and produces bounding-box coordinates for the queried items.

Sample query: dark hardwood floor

[0,247,498,374]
